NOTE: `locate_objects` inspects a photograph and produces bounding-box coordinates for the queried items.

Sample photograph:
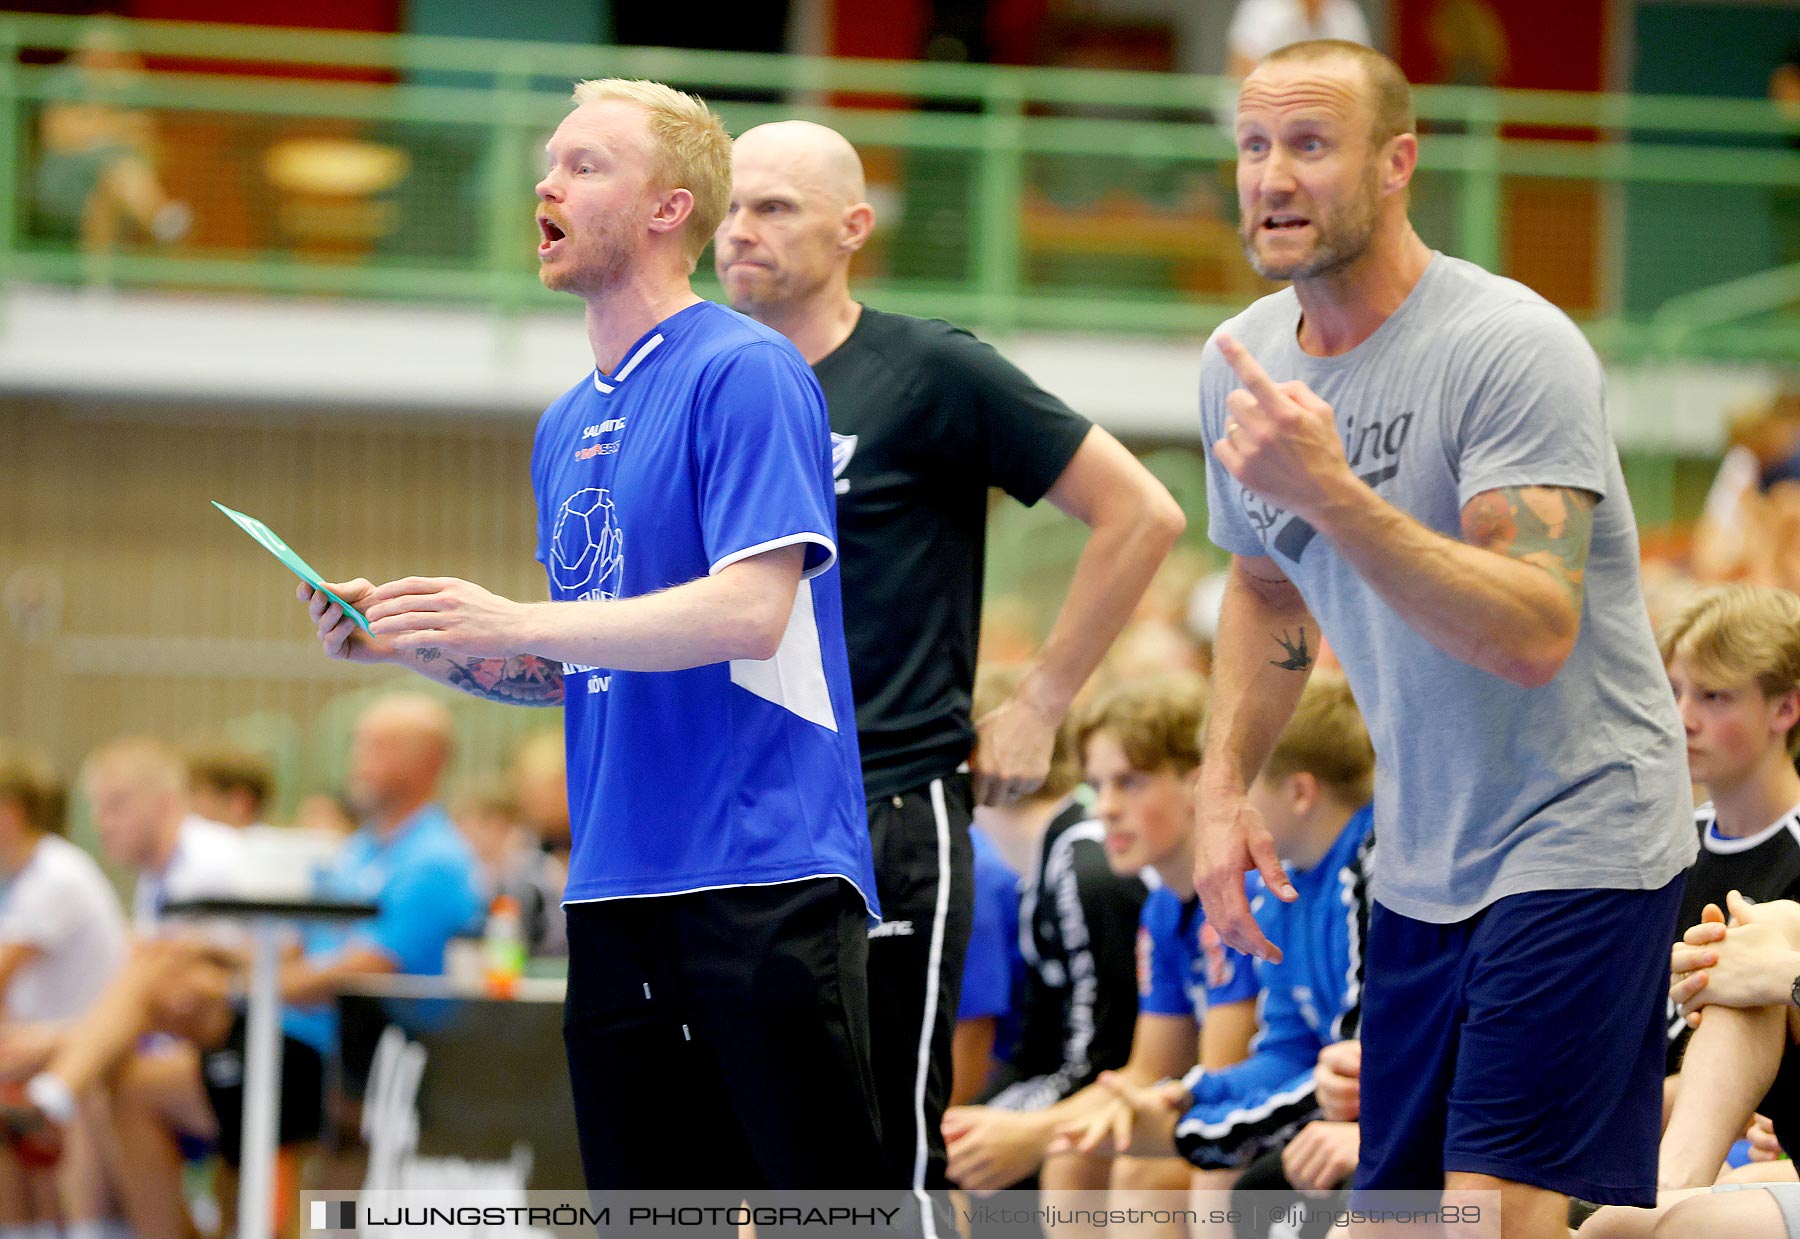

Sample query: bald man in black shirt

[716,121,1183,1227]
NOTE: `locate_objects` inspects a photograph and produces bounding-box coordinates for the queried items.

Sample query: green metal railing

[5,13,1800,358]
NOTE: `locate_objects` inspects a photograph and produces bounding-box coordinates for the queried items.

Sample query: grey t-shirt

[1202,253,1695,923]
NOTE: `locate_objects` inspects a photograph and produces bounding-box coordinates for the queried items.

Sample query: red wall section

[1393,0,1606,91]
[126,0,401,81]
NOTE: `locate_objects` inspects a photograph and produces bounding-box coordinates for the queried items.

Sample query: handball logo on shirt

[550,488,625,598]
[550,489,624,693]
[1243,409,1417,563]
[830,433,857,496]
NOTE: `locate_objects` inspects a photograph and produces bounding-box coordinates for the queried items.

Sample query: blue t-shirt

[960,827,1026,1058]
[284,804,483,1053]
[1137,885,1258,1020]
[529,301,878,917]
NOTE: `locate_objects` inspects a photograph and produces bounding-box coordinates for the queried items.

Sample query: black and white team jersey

[1666,800,1800,1069]
[982,802,1147,1113]
[812,307,1093,800]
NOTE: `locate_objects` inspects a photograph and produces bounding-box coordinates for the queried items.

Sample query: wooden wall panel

[0,397,555,814]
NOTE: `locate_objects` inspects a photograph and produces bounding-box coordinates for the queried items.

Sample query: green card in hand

[212,501,372,633]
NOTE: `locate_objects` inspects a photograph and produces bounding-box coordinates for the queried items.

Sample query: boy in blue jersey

[946,675,1257,1210]
[1057,675,1375,1225]
[955,824,1026,1104]
[299,80,887,1191]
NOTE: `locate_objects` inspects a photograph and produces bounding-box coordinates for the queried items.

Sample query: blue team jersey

[960,827,1025,1044]
[1174,803,1376,1170]
[529,301,878,917]
[1136,885,1257,1019]
[285,804,483,1053]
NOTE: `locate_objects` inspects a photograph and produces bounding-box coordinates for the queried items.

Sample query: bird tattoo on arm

[1270,627,1313,672]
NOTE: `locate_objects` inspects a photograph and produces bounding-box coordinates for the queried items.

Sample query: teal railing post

[1457,92,1503,274]
[975,78,1025,334]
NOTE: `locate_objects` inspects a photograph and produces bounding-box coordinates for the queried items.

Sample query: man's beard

[1240,168,1382,281]
[540,217,634,296]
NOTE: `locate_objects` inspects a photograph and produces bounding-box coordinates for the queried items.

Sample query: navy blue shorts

[1354,876,1684,1206]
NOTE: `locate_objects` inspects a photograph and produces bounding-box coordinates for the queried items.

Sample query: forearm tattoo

[1269,626,1314,672]
[414,648,565,706]
[1462,486,1597,612]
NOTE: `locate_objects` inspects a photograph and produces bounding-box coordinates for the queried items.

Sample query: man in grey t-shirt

[1183,39,1696,1236]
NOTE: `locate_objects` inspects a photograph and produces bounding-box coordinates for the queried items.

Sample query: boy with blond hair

[1660,585,1800,1068]
[1060,674,1376,1217]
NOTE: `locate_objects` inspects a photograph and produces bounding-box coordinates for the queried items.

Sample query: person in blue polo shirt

[299,78,886,1191]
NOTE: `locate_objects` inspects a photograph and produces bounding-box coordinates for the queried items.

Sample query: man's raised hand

[1212,333,1351,521]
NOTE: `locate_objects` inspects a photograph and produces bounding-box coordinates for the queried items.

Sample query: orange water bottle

[482,894,525,998]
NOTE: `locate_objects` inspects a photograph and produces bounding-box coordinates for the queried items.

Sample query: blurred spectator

[1773,39,1800,266]
[30,23,189,254]
[1426,0,1508,87]
[291,790,357,843]
[1225,0,1372,79]
[978,595,1043,667]
[1775,39,1800,113]
[1103,619,1205,684]
[0,744,125,1239]
[0,743,126,1026]
[506,729,569,958]
[452,781,524,897]
[185,745,273,830]
[81,738,241,931]
[1692,395,1800,594]
[0,693,481,1239]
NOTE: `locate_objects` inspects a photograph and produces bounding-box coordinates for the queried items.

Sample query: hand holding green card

[212,501,372,633]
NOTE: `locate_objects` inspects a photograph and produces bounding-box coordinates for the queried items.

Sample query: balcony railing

[4,13,1800,359]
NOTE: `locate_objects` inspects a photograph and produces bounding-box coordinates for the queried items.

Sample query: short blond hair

[1075,674,1208,777]
[570,78,731,271]
[1660,585,1800,756]
[83,737,187,797]
[973,666,1082,801]
[1261,673,1374,806]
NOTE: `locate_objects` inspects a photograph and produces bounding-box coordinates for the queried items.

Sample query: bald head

[348,693,454,823]
[716,122,876,328]
[733,121,867,206]
[1252,40,1415,147]
[358,693,455,750]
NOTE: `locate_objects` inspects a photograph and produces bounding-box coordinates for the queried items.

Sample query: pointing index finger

[1216,332,1287,415]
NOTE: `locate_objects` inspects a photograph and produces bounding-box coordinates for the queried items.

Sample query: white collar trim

[592,332,665,394]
